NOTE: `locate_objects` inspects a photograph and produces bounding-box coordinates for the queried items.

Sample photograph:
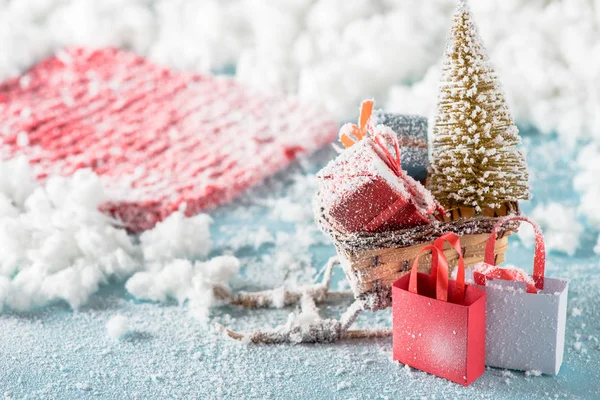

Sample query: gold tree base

[441,201,520,223]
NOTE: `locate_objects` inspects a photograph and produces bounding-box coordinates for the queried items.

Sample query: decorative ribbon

[408,233,466,303]
[473,263,537,293]
[373,131,402,177]
[339,99,402,176]
[483,215,546,292]
[433,232,466,303]
[339,99,373,148]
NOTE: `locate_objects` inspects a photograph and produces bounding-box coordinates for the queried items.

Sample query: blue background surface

[1,133,599,399]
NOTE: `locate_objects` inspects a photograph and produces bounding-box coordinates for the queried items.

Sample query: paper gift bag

[473,216,568,375]
[392,233,486,386]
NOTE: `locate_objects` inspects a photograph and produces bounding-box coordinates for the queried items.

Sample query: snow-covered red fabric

[0,48,338,231]
[317,135,440,233]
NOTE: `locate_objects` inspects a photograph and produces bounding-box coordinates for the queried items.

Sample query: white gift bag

[473,216,568,375]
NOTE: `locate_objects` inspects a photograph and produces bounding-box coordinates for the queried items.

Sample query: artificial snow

[252,227,275,250]
[0,2,598,397]
[74,382,91,391]
[525,370,543,377]
[574,145,600,240]
[1,0,599,253]
[106,315,130,339]
[139,210,212,263]
[126,256,240,322]
[517,202,583,256]
[0,157,237,319]
[594,237,600,256]
[0,158,139,311]
[0,137,593,398]
[0,0,598,145]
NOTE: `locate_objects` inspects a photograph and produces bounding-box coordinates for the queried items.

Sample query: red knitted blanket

[0,48,337,231]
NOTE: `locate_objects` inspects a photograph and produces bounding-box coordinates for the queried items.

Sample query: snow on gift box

[472,216,568,375]
[317,100,441,234]
[392,233,486,386]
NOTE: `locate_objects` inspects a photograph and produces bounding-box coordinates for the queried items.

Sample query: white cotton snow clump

[517,203,583,256]
[0,157,140,311]
[106,315,130,339]
[139,209,212,263]
[573,145,600,253]
[575,145,600,227]
[125,256,240,321]
[1,1,599,144]
[0,157,237,319]
[525,370,543,377]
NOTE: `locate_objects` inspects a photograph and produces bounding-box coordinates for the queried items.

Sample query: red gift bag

[392,233,486,386]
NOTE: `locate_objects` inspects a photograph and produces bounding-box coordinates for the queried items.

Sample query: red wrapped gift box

[317,136,439,233]
[392,233,486,386]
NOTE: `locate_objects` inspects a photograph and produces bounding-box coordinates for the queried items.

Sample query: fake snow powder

[74,382,91,391]
[525,370,543,377]
[106,315,130,339]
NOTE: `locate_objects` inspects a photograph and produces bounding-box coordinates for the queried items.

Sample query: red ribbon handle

[408,245,444,298]
[433,232,466,303]
[408,235,466,303]
[474,264,537,293]
[484,216,546,290]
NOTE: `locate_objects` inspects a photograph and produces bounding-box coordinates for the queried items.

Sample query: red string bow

[373,130,402,177]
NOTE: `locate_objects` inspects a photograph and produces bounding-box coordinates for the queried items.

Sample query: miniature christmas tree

[428,0,530,218]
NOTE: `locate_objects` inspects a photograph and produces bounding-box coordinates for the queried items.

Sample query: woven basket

[315,198,520,308]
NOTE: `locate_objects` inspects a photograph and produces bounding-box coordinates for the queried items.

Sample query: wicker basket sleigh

[314,199,521,311]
